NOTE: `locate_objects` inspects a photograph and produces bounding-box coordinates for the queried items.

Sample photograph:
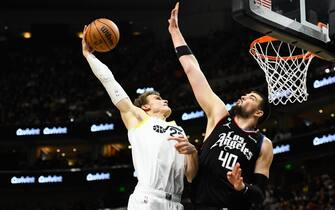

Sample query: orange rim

[250,36,315,61]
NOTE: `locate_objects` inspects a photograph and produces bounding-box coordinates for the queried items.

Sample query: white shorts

[127,187,184,210]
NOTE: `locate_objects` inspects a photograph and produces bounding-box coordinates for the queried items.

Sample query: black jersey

[192,114,264,210]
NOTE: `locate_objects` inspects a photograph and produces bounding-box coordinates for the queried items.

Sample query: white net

[250,36,315,105]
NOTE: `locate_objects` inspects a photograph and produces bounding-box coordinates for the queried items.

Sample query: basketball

[85,18,120,52]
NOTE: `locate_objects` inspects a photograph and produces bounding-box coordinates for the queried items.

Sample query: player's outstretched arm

[254,138,273,178]
[82,26,144,129]
[168,3,228,123]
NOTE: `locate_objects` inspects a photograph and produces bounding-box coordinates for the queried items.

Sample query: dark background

[0,0,335,209]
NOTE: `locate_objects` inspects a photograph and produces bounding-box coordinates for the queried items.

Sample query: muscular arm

[243,138,273,203]
[168,3,228,130]
[227,138,273,204]
[254,138,273,178]
[169,135,198,183]
[185,151,198,183]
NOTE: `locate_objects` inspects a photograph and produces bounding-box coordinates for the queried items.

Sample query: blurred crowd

[263,156,335,210]
[264,174,335,210]
[0,144,133,171]
[1,171,334,210]
[0,30,265,126]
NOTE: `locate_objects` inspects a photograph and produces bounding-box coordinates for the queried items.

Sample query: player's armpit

[120,105,149,130]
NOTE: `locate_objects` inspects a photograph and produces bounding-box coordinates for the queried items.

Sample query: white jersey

[128,116,186,195]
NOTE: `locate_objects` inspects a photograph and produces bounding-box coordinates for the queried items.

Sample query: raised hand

[227,162,245,191]
[82,25,94,57]
[168,2,180,34]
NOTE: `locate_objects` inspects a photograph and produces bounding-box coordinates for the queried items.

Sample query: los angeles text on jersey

[210,131,253,160]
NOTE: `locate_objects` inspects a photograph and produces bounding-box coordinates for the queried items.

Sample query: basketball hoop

[250,36,315,105]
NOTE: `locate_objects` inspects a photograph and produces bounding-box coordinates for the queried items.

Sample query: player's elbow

[186,173,195,183]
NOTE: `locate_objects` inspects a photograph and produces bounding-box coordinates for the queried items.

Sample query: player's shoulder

[260,136,273,155]
[263,136,272,143]
[261,135,272,145]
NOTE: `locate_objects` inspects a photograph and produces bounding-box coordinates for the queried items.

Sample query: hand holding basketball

[84,18,120,52]
[82,25,94,57]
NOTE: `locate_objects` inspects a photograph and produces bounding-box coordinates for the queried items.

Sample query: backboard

[233,0,335,62]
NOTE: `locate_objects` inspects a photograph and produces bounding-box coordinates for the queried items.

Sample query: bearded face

[231,92,264,119]
[231,104,254,118]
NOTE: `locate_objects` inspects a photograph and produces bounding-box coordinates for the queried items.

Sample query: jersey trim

[167,120,177,125]
[256,134,265,156]
[201,114,230,149]
[232,117,259,134]
[133,115,150,129]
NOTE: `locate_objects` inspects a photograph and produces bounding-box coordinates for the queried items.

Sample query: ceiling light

[22,32,31,39]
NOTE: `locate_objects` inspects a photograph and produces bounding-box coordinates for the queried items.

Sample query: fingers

[82,25,87,47]
[236,168,241,181]
[227,163,244,187]
[81,25,95,56]
[178,146,195,154]
[174,2,179,13]
[168,3,179,30]
[82,25,88,37]
[231,162,240,175]
[231,163,242,185]
[175,142,189,150]
[172,8,176,17]
[227,171,233,183]
[172,7,178,18]
[168,135,187,142]
[227,163,241,179]
[175,142,196,154]
[170,2,179,18]
[168,134,196,154]
[177,147,189,154]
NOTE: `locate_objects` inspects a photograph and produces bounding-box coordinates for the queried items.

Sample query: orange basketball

[85,18,120,52]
